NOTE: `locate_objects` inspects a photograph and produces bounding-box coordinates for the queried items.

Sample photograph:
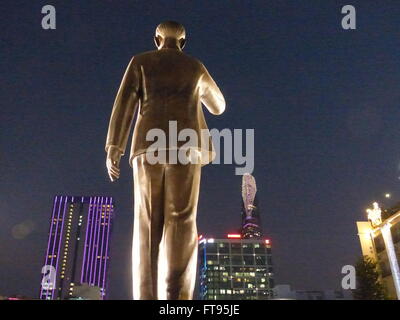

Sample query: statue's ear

[179,38,186,50]
[154,36,161,48]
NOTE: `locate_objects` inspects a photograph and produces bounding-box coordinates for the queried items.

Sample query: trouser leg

[160,161,202,300]
[132,155,165,300]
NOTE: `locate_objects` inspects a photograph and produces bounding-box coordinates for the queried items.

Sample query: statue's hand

[106,146,122,182]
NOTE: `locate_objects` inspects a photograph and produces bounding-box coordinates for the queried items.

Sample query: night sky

[1,1,400,299]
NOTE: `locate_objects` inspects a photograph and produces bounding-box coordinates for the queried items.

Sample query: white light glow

[381,224,400,300]
[366,202,382,227]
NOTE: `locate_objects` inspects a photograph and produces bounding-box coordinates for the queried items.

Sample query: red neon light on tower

[227,234,242,239]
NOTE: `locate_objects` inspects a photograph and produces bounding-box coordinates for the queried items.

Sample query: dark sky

[1,1,400,299]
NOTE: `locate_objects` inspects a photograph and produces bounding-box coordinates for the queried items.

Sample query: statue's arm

[105,57,140,155]
[105,57,140,181]
[199,64,226,115]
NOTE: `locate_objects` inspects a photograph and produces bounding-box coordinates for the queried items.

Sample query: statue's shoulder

[178,51,203,65]
[131,50,204,71]
[131,50,158,62]
[176,52,206,73]
[183,53,208,72]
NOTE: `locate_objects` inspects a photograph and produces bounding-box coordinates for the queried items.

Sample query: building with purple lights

[39,196,114,300]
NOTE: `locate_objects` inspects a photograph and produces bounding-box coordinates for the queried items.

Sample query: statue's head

[154,21,186,51]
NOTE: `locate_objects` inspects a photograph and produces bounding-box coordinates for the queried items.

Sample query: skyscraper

[198,174,273,300]
[241,173,262,239]
[39,196,114,300]
[198,235,274,300]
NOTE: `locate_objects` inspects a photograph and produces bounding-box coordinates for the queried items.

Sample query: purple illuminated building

[39,196,114,300]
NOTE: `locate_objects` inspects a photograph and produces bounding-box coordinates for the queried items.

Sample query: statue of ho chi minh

[105,21,225,300]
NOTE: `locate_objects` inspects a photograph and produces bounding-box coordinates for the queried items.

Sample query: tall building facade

[39,196,114,300]
[241,174,262,239]
[198,236,274,300]
[357,202,400,300]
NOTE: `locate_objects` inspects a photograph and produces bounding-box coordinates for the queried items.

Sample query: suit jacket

[105,48,225,166]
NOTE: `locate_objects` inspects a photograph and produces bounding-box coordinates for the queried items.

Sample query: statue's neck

[161,38,181,50]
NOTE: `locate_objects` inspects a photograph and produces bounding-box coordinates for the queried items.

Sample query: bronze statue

[105,21,225,300]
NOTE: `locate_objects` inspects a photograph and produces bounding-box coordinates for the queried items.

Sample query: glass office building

[39,196,114,300]
[198,236,274,300]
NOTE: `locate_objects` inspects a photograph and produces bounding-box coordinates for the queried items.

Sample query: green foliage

[352,256,388,300]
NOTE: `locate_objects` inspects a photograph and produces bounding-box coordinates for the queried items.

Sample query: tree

[352,256,388,300]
